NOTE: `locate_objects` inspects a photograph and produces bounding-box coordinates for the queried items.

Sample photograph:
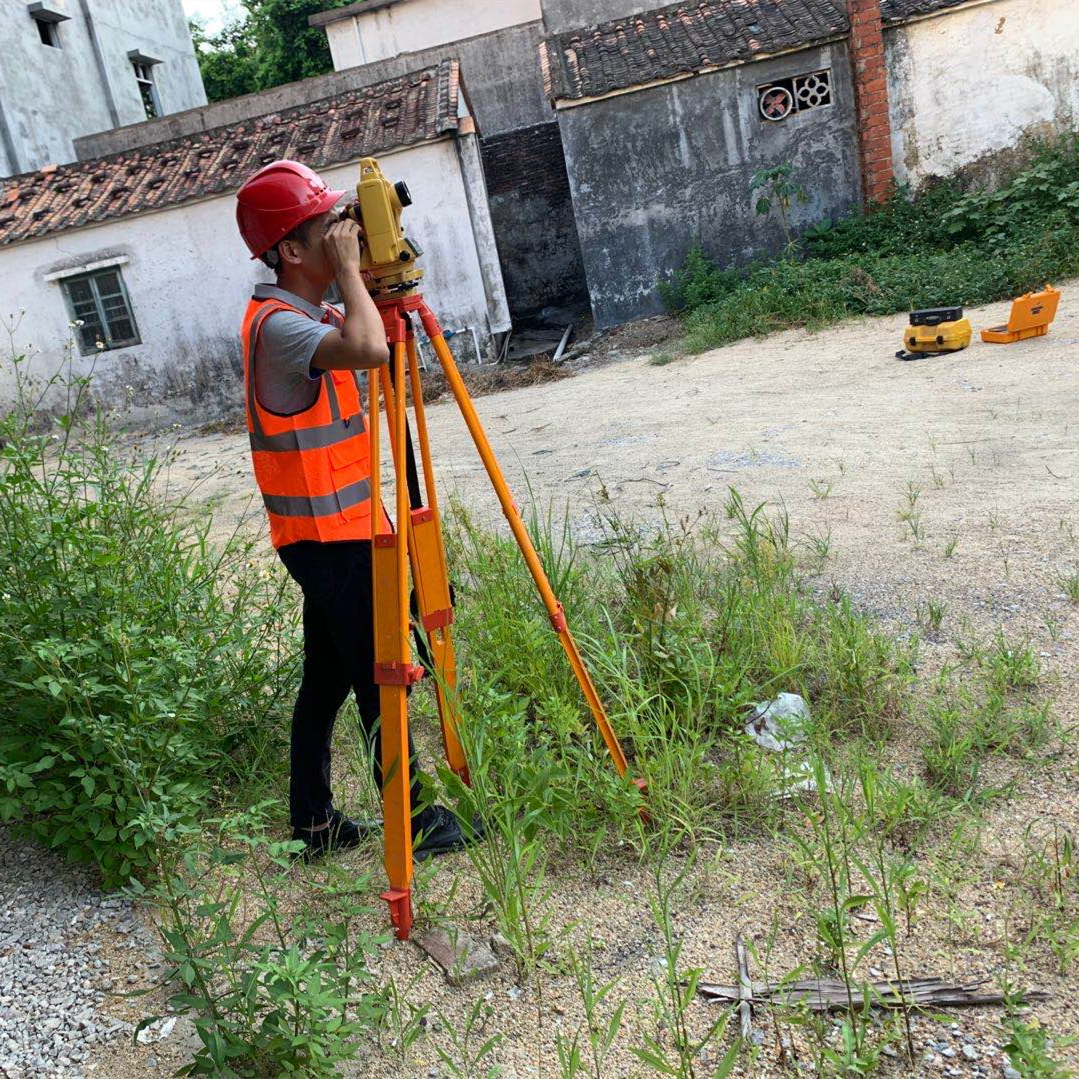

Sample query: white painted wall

[0,0,205,176]
[885,0,1079,187]
[0,139,507,418]
[326,0,541,69]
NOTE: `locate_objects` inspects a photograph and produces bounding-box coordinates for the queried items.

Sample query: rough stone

[489,933,515,959]
[415,927,501,986]
[0,824,164,1076]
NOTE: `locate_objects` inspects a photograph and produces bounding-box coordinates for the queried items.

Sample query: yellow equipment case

[896,306,972,361]
[981,284,1060,343]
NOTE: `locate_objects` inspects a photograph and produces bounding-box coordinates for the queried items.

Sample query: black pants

[278,539,424,830]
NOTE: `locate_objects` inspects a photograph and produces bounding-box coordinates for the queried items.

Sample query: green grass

[1059,569,1079,603]
[664,135,1079,353]
[443,487,912,856]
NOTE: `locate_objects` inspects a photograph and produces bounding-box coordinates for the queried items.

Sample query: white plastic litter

[136,1016,176,1044]
[744,692,811,752]
[744,693,832,797]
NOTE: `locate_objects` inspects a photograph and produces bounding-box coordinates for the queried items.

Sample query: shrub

[665,135,1079,353]
[0,350,296,885]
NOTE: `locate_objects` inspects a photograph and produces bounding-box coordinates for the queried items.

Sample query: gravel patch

[0,826,156,1077]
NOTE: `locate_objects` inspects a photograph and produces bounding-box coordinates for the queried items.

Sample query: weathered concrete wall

[0,3,112,175]
[326,0,541,66]
[540,0,663,35]
[76,20,549,160]
[0,139,506,421]
[480,122,587,317]
[885,0,1079,187]
[0,0,204,176]
[557,43,861,328]
[454,131,513,336]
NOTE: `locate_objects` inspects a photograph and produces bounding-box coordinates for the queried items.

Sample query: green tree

[189,17,260,102]
[749,162,809,256]
[189,0,354,104]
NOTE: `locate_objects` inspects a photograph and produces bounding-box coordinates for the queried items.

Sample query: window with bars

[132,60,161,120]
[60,268,140,355]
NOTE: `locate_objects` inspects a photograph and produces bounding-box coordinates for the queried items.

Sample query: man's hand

[312,218,387,372]
[324,219,363,278]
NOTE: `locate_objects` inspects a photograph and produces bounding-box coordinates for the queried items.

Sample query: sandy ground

[155,287,1078,629]
[65,285,1079,1077]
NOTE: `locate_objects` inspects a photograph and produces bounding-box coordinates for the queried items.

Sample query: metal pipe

[553,323,573,362]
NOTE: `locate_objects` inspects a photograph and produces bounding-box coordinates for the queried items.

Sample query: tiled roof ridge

[0,58,460,248]
[541,0,978,103]
[542,0,850,103]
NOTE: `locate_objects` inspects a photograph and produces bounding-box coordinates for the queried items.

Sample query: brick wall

[482,121,569,200]
[848,0,894,203]
[480,122,588,318]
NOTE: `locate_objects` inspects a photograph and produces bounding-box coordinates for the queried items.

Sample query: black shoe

[292,809,378,861]
[412,804,483,862]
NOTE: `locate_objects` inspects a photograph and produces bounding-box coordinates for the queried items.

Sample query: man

[235,159,466,860]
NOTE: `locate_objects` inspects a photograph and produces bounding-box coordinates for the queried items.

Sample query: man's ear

[277,237,305,267]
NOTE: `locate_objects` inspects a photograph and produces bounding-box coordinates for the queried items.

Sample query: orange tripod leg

[370,342,422,941]
[377,331,467,785]
[404,331,468,783]
[416,304,640,793]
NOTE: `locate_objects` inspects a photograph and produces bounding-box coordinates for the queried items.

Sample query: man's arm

[312,219,389,371]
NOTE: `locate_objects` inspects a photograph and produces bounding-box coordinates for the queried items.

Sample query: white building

[0,0,206,177]
[315,0,541,69]
[0,61,509,421]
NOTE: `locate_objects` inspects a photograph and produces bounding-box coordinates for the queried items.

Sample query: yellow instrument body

[351,157,424,294]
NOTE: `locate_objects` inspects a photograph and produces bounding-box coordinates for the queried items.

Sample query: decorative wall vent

[758,69,832,121]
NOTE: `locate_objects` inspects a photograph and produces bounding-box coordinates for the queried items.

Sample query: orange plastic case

[981,284,1061,343]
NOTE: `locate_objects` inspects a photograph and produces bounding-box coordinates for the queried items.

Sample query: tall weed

[129,806,387,1077]
[444,489,909,853]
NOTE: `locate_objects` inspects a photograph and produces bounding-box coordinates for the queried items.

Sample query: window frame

[132,60,162,119]
[59,267,141,356]
[33,16,59,46]
[28,2,68,46]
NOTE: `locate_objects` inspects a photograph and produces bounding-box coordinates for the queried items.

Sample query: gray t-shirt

[252,283,337,414]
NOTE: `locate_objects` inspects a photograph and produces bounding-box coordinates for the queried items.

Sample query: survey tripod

[366,290,644,940]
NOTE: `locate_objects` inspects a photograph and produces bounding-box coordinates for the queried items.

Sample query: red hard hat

[236,159,345,258]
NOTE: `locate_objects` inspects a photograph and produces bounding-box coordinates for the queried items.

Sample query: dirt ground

[80,286,1079,1078]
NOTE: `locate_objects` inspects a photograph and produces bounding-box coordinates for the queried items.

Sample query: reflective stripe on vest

[261,479,372,518]
[242,297,385,548]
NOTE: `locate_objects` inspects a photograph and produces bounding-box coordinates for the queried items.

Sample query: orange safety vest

[241,295,388,548]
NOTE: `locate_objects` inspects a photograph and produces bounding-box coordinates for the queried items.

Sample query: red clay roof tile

[541,0,850,103]
[0,60,459,248]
